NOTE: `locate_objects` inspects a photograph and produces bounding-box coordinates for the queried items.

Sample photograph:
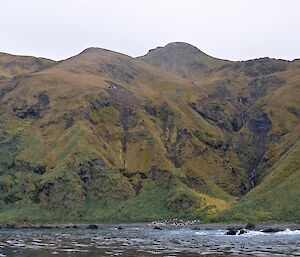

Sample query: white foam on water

[195,229,226,236]
[194,231,207,236]
[32,239,42,242]
[222,228,300,237]
[73,243,90,247]
[274,229,300,236]
[240,230,267,236]
[216,229,227,236]
[5,240,27,247]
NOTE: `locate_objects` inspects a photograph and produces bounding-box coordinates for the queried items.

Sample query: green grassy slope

[0,43,299,223]
[0,47,238,223]
[217,137,300,222]
[140,43,300,222]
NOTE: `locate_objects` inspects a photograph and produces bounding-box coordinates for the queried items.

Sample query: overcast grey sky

[1,0,299,61]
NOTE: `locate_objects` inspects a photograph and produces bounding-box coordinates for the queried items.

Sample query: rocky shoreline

[151,220,300,235]
[0,220,299,257]
[0,219,299,232]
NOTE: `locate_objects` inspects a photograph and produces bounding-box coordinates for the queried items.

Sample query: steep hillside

[0,44,299,223]
[218,137,300,222]
[141,43,300,222]
[216,68,300,222]
[0,47,241,223]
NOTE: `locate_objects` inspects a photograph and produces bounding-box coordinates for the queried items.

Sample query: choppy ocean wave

[275,229,300,235]
[195,228,300,237]
[0,227,300,256]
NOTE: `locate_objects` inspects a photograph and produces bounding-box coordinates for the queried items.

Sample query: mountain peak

[164,42,204,53]
[79,47,133,59]
[146,42,205,56]
[139,42,228,79]
[53,46,135,74]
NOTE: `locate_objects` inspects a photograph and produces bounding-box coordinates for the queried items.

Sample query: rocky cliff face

[0,44,299,223]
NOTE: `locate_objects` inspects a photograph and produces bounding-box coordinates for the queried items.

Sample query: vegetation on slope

[217,138,300,222]
[0,43,299,223]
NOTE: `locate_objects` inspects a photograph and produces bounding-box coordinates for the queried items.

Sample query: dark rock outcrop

[232,115,243,132]
[245,222,256,230]
[86,224,98,229]
[226,227,238,235]
[261,228,282,233]
[288,107,300,117]
[226,227,248,235]
[248,113,272,135]
[14,92,50,119]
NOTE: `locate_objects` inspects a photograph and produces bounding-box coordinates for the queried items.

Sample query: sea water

[0,226,300,256]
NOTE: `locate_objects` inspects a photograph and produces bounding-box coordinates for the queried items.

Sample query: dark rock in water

[245,222,256,230]
[226,230,237,235]
[153,226,163,230]
[226,226,248,235]
[86,224,98,229]
[261,228,282,233]
[226,227,238,235]
[117,226,123,230]
[238,229,247,235]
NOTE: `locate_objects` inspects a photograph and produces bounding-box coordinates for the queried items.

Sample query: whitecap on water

[5,240,27,247]
[194,231,207,236]
[274,229,300,236]
[195,229,225,236]
[216,230,227,236]
[240,230,267,236]
[73,243,90,247]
